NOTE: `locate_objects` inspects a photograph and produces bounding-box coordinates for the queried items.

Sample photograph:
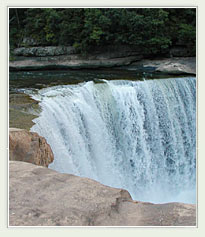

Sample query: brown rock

[9,161,196,226]
[9,128,54,167]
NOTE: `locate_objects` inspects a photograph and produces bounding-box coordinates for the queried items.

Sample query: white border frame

[1,1,205,236]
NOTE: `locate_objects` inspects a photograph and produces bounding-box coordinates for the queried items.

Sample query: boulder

[9,128,54,167]
[9,161,196,226]
[126,57,196,75]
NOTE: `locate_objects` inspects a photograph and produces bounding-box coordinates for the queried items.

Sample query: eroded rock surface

[14,46,76,57]
[9,161,196,226]
[9,129,54,167]
[10,45,195,74]
[124,57,196,75]
[9,55,196,75]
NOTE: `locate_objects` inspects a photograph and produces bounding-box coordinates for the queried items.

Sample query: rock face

[9,161,196,226]
[123,57,196,75]
[14,46,76,57]
[9,54,141,71]
[10,45,195,75]
[9,128,54,167]
[9,55,196,75]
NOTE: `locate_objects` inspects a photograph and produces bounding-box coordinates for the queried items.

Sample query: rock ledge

[9,161,196,226]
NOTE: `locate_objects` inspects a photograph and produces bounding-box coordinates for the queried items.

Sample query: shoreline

[10,56,196,76]
[10,47,196,75]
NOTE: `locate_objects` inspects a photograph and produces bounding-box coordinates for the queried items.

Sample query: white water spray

[30,77,196,204]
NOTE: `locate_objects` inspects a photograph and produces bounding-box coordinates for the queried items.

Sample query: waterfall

[30,77,196,204]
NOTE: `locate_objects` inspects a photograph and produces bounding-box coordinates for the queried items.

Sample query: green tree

[9,8,196,57]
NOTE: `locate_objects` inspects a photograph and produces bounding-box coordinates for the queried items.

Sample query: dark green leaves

[9,8,196,56]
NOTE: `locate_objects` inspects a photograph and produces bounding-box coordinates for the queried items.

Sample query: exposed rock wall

[14,46,76,57]
[9,161,196,226]
[10,46,196,75]
[9,128,54,167]
[9,56,196,75]
[13,45,193,58]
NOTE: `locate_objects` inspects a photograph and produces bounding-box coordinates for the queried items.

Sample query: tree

[9,8,196,57]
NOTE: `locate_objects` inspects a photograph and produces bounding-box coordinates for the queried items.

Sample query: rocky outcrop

[9,161,196,226]
[9,45,141,71]
[14,46,76,57]
[13,45,142,58]
[10,45,141,70]
[9,128,54,167]
[10,45,195,75]
[123,57,196,75]
[9,55,196,76]
[9,56,196,75]
[9,54,142,71]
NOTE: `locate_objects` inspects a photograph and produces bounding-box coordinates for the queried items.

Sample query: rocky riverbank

[9,160,196,226]
[9,127,196,226]
[10,46,196,75]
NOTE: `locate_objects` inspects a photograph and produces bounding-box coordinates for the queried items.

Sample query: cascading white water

[30,77,196,204]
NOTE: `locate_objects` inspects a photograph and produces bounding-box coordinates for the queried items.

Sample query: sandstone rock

[9,161,196,226]
[9,128,54,167]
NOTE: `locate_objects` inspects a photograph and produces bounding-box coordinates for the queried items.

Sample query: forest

[9,8,196,57]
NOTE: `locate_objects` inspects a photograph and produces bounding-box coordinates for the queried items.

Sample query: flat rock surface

[9,55,196,75]
[9,161,196,226]
[9,55,140,70]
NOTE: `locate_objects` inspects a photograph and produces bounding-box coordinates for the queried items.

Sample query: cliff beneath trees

[9,8,196,74]
[10,45,196,75]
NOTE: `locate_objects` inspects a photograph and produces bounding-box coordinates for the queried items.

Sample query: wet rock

[9,93,39,130]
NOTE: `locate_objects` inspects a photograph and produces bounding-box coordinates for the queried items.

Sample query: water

[30,77,196,204]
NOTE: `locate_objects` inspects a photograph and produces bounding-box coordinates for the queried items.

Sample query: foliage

[9,8,196,56]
